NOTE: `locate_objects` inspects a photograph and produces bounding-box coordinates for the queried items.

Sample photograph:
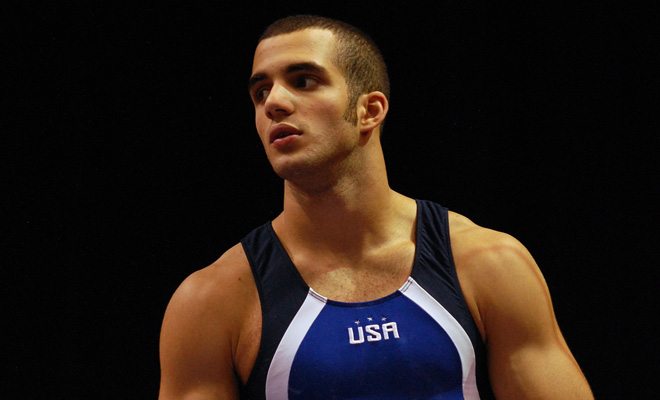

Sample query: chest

[292,242,416,302]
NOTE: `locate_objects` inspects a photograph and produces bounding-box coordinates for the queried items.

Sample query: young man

[159,15,594,399]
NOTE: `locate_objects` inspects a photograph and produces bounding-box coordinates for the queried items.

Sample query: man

[159,15,593,399]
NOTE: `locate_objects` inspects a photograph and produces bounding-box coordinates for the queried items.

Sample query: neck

[273,145,403,255]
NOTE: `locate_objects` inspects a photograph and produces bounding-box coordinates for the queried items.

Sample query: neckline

[266,199,423,306]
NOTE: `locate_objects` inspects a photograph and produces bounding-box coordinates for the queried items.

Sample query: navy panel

[240,223,310,400]
[412,201,494,399]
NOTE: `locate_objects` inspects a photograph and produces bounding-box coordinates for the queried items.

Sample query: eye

[293,75,318,89]
[253,86,271,102]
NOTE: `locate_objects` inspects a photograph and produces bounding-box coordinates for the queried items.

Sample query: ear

[358,91,388,135]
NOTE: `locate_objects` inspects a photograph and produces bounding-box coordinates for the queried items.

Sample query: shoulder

[162,242,256,336]
[162,243,257,347]
[173,243,254,308]
[159,243,259,398]
[448,211,535,274]
[447,211,547,339]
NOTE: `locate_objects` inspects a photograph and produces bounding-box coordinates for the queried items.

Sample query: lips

[268,124,302,144]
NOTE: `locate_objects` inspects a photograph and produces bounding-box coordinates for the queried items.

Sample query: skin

[159,28,594,399]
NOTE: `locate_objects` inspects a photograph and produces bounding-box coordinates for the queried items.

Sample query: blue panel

[288,292,464,399]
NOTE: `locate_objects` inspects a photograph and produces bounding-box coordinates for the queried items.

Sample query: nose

[264,84,294,120]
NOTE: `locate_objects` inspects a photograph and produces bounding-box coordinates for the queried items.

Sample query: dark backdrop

[6,1,656,399]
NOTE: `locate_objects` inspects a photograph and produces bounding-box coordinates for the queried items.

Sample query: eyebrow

[248,62,328,92]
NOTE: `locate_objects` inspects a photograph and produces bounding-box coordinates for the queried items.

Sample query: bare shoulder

[447,211,546,338]
[448,210,535,274]
[159,243,259,400]
[162,242,258,355]
[173,243,255,307]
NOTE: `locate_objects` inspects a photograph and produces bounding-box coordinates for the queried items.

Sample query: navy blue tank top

[240,200,494,399]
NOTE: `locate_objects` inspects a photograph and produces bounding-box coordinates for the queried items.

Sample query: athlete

[158,15,594,399]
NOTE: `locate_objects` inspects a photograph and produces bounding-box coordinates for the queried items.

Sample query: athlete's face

[248,29,361,181]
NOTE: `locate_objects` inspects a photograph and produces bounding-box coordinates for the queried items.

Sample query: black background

[6,1,657,398]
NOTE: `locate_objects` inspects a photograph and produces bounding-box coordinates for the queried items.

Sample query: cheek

[311,100,347,127]
[254,115,269,144]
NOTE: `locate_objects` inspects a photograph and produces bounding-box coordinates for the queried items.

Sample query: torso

[223,242,419,387]
[231,199,493,399]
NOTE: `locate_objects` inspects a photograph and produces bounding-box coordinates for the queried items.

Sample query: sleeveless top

[239,200,494,399]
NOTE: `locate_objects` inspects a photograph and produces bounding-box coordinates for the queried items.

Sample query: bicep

[158,273,240,400]
[489,341,590,399]
[462,234,592,399]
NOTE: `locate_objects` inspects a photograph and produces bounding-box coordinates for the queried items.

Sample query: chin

[267,148,350,185]
[271,161,307,181]
[269,156,321,182]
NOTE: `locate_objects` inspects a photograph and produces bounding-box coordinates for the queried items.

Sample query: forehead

[251,28,339,76]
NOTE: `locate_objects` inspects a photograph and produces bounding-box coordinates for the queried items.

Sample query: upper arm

[450,215,593,399]
[158,245,256,400]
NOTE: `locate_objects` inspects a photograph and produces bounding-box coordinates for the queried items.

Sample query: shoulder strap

[413,200,495,399]
[239,223,309,399]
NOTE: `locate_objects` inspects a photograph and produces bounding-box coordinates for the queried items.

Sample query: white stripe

[400,277,480,400]
[265,289,326,400]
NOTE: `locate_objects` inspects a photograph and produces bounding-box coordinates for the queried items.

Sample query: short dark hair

[259,15,390,124]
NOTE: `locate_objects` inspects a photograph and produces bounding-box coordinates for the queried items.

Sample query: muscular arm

[158,245,260,400]
[450,213,593,399]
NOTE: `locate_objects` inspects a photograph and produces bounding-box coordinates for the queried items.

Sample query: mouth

[269,124,302,144]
